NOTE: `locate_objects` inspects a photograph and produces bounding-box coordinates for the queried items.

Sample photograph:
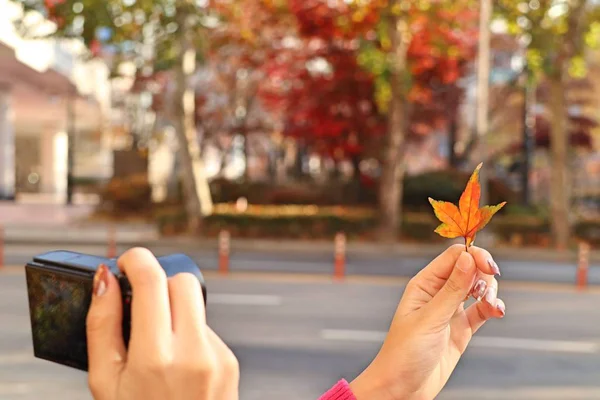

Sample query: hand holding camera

[25,247,239,400]
[86,248,238,400]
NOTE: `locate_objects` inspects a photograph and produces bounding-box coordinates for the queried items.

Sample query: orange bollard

[334,232,346,280]
[219,230,230,275]
[576,241,590,291]
[107,224,117,259]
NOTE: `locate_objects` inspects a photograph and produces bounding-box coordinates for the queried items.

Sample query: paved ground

[0,202,95,226]
[3,243,600,285]
[1,200,599,263]
[1,268,600,400]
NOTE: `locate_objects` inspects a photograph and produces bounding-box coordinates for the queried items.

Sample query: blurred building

[0,0,112,204]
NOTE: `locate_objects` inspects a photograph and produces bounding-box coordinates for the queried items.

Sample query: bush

[72,176,108,187]
[156,209,371,239]
[574,219,600,246]
[209,179,273,204]
[99,174,152,216]
[154,201,600,248]
[266,187,330,205]
[70,176,109,195]
[490,214,549,246]
[153,205,495,242]
[207,168,518,211]
[402,170,518,211]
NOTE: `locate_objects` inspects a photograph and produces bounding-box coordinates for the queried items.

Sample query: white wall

[0,0,114,194]
[0,0,111,117]
[0,86,15,199]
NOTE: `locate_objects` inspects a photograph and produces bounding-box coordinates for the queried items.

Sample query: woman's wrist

[349,368,398,400]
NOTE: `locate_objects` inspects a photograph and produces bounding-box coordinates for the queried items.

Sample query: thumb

[424,251,476,326]
[86,264,126,398]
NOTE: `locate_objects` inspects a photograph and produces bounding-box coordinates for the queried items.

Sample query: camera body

[24,250,206,372]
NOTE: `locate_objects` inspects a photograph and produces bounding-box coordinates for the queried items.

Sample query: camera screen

[25,266,92,370]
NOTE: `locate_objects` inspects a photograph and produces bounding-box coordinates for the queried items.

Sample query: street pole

[476,0,492,205]
[521,61,535,206]
[66,91,75,205]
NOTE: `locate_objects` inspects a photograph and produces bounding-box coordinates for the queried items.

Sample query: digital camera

[24,250,206,371]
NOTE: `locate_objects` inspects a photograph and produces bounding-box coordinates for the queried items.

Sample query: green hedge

[574,220,600,246]
[403,170,518,211]
[155,206,600,246]
[156,208,600,244]
[209,169,518,210]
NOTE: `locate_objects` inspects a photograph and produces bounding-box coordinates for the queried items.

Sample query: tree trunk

[378,11,410,242]
[243,131,251,181]
[350,155,362,204]
[217,147,228,177]
[173,9,213,233]
[448,115,458,168]
[548,74,570,250]
[543,0,586,249]
[521,63,535,206]
[293,141,306,181]
[475,0,492,206]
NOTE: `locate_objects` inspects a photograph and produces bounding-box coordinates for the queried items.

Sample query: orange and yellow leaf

[429,163,506,249]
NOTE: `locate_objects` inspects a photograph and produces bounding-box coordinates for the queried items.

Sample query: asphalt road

[1,268,600,400]
[3,242,600,285]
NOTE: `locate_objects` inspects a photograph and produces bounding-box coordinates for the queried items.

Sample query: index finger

[117,247,172,354]
[413,244,499,294]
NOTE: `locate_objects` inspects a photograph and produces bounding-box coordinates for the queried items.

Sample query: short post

[219,230,230,275]
[107,223,117,259]
[334,232,346,280]
[577,241,590,291]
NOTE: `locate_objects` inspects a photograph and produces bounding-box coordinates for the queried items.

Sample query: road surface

[1,268,600,400]
[2,242,600,285]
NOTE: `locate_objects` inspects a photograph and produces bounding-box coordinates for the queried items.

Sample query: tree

[496,0,600,249]
[197,0,295,180]
[12,0,214,232]
[141,0,295,182]
[259,33,386,171]
[279,0,478,239]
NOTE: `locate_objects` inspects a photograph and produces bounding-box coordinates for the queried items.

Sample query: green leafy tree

[12,0,214,232]
[496,0,600,248]
[348,0,478,240]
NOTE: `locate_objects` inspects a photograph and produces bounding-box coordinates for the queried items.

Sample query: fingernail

[496,301,506,317]
[488,258,501,276]
[472,279,487,301]
[456,252,473,272]
[485,285,497,305]
[93,264,109,297]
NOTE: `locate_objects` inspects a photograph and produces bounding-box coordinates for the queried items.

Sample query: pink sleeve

[318,379,357,400]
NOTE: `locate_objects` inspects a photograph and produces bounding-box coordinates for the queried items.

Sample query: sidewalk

[0,202,597,264]
[0,201,159,242]
[3,229,598,264]
[160,237,600,264]
[0,201,94,225]
[2,223,160,243]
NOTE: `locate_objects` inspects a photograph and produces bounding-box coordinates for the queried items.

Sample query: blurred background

[0,0,599,398]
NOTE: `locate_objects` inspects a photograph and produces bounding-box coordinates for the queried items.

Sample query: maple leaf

[428,163,506,249]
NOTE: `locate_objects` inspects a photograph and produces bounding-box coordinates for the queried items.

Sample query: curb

[2,236,598,264]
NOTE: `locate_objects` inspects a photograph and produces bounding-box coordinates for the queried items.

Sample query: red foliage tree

[260,0,478,163]
[259,38,386,163]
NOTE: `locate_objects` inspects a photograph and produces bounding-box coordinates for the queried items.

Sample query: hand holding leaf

[429,163,506,250]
